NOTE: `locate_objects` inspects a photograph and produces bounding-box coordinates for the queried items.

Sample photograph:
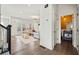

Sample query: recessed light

[27,4,31,7]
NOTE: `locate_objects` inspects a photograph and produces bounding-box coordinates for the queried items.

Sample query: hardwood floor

[11,37,78,55]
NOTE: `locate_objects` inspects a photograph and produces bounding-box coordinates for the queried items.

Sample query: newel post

[7,25,12,54]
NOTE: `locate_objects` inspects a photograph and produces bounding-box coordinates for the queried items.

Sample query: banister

[0,24,12,54]
[0,24,7,29]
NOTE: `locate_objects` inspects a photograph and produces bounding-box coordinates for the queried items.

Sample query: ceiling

[1,4,42,20]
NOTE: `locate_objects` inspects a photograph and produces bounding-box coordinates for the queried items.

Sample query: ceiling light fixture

[30,16,40,20]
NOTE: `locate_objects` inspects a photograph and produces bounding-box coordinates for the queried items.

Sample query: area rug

[16,35,38,45]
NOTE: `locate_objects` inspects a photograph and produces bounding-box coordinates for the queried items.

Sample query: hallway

[11,37,78,55]
[0,4,79,55]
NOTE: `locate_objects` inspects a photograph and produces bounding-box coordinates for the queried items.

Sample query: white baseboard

[76,45,79,54]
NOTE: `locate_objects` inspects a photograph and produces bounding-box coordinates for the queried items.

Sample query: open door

[40,5,54,50]
[61,15,73,44]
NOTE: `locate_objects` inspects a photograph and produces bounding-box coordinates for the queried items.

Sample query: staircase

[0,24,11,55]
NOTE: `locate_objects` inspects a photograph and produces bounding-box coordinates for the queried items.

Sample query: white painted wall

[40,4,54,50]
[58,5,77,16]
[53,5,59,46]
[58,4,77,47]
[1,4,41,19]
[0,4,1,41]
[76,5,79,49]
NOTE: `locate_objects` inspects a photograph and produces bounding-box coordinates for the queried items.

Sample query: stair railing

[0,24,11,54]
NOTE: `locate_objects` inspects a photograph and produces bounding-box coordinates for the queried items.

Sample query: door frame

[58,14,77,48]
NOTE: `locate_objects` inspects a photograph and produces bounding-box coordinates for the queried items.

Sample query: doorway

[61,14,73,45]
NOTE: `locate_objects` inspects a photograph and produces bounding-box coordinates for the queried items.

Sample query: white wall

[0,4,1,41]
[1,4,41,19]
[58,4,77,16]
[40,4,54,50]
[76,5,79,49]
[53,5,59,46]
[58,4,77,47]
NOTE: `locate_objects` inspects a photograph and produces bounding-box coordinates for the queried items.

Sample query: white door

[40,5,54,50]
